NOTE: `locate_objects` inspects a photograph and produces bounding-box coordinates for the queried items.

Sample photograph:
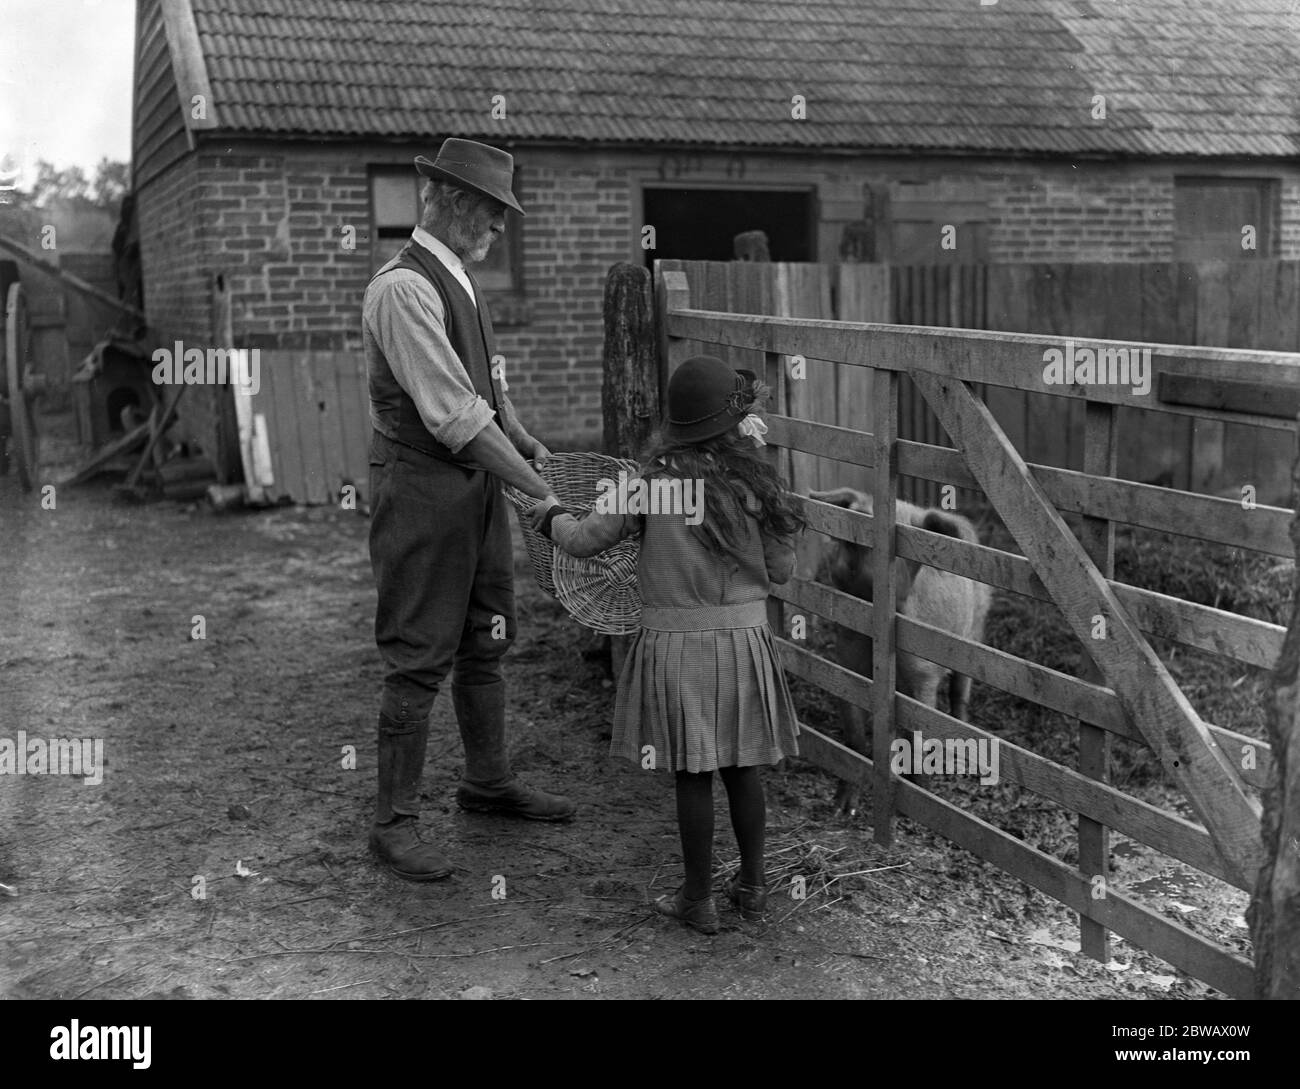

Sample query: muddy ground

[0,415,1244,1000]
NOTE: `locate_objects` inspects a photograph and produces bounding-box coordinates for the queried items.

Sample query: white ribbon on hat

[737,414,768,447]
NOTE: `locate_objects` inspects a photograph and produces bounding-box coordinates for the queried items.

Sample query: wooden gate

[655,264,1296,998]
[658,259,1300,512]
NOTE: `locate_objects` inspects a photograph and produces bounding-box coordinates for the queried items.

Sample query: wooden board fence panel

[835,265,889,497]
[1191,263,1231,493]
[1223,261,1290,502]
[660,258,1298,503]
[254,351,306,503]
[248,350,369,506]
[293,352,335,505]
[333,350,370,496]
[983,264,1031,465]
[1120,261,1192,491]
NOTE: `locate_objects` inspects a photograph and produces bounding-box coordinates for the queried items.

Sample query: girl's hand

[528,438,551,468]
[527,495,561,533]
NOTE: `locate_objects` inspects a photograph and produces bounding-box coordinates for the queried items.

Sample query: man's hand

[461,424,551,499]
[527,495,561,533]
[527,438,551,468]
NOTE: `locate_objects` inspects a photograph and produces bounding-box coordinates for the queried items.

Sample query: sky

[0,0,136,183]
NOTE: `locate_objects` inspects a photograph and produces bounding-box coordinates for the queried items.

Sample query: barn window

[887,179,990,264]
[1174,177,1278,260]
[369,165,527,324]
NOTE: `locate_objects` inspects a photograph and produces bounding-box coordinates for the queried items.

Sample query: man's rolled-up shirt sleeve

[366,273,496,453]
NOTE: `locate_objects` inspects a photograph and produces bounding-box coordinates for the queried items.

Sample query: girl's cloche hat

[663,355,766,444]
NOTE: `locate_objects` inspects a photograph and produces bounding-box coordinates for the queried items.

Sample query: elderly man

[363,138,574,882]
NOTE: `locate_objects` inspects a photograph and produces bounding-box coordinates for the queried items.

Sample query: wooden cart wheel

[4,282,38,491]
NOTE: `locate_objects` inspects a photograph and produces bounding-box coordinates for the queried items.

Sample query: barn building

[130,0,1300,490]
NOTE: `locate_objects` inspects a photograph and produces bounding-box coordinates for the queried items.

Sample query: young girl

[530,355,804,932]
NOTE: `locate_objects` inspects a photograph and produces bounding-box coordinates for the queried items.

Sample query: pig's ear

[920,510,964,539]
[809,487,862,509]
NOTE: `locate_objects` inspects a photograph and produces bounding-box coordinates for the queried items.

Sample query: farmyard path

[0,456,1203,999]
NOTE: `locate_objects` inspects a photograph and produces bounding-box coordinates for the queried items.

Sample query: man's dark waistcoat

[369,240,504,462]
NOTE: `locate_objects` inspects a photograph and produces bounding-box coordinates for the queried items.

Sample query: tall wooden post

[1249,419,1300,998]
[602,262,661,677]
[870,367,900,846]
[1078,400,1116,963]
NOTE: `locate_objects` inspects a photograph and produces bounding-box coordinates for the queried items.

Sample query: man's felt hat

[414,138,525,216]
[664,355,763,444]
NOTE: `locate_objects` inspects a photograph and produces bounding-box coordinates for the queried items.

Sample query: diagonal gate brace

[910,370,1262,888]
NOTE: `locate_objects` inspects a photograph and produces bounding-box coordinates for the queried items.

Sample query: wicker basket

[503,451,643,635]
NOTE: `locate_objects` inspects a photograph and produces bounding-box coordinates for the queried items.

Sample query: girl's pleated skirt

[610,601,801,773]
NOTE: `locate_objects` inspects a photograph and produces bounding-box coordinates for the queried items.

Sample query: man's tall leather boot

[452,681,577,821]
[369,712,453,880]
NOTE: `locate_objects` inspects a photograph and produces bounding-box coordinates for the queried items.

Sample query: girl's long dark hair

[640,425,805,558]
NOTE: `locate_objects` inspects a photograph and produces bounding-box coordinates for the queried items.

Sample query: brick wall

[136,151,207,340]
[193,149,370,351]
[1281,177,1300,258]
[985,170,1175,262]
[819,159,1300,264]
[495,161,633,443]
[157,143,633,446]
[138,142,1300,455]
[134,151,231,465]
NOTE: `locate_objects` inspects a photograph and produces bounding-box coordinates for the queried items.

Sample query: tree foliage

[0,155,129,212]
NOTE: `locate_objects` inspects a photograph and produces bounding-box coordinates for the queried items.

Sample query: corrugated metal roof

[185,0,1300,157]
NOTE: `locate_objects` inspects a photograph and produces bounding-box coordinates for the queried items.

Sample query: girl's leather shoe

[724,874,769,920]
[654,888,720,934]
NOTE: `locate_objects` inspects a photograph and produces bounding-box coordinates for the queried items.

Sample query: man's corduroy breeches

[368,430,516,727]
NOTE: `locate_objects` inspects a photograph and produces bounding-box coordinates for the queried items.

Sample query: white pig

[808,487,992,814]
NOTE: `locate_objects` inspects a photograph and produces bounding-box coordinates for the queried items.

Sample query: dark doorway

[643,187,815,265]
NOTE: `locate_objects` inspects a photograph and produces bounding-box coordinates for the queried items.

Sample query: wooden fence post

[871,366,900,846]
[1249,420,1300,998]
[602,262,661,678]
[603,263,659,460]
[1078,400,1116,963]
[765,349,787,647]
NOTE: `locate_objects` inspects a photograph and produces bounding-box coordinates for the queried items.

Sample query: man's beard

[450,220,495,265]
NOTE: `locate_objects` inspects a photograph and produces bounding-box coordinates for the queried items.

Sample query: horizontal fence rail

[767,416,1293,559]
[794,494,1286,671]
[770,576,1273,792]
[668,308,1300,430]
[791,714,1256,1000]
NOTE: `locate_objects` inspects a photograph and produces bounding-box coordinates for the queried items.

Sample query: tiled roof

[185,0,1300,157]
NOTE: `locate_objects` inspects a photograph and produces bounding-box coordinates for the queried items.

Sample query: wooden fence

[244,350,370,505]
[654,262,1297,999]
[658,259,1299,513]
